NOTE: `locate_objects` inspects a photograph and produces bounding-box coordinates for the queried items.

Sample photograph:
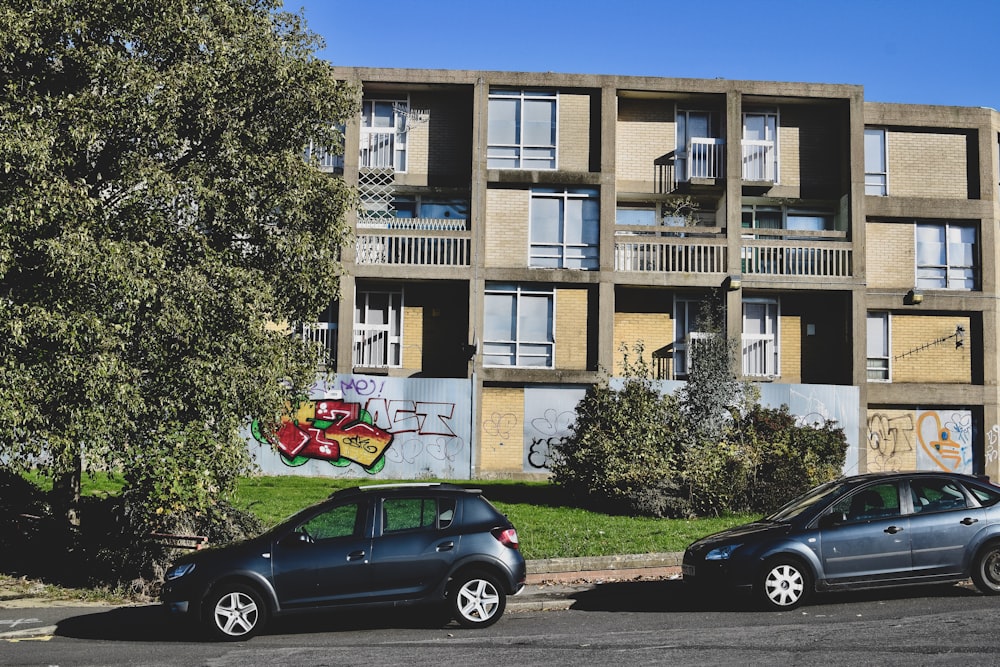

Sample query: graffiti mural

[866,408,973,474]
[252,397,395,474]
[522,386,587,472]
[250,375,473,479]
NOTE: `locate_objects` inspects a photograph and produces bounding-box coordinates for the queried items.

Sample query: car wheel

[972,542,1000,595]
[204,584,268,641]
[449,570,506,628]
[757,558,811,611]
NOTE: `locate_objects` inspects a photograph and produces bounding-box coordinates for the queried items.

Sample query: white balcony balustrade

[685,138,725,180]
[741,239,852,278]
[360,128,399,170]
[355,225,472,267]
[742,333,777,377]
[741,140,776,181]
[614,237,727,274]
[353,326,399,368]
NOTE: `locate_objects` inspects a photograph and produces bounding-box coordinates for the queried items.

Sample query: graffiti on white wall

[522,386,587,471]
[251,375,473,479]
[867,408,972,474]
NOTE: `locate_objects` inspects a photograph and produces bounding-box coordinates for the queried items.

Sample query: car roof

[840,471,994,487]
[328,482,482,500]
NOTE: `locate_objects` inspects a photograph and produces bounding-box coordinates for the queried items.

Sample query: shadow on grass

[466,482,576,508]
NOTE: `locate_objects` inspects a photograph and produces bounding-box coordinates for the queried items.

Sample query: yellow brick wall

[887,130,968,198]
[778,122,799,187]
[615,98,674,190]
[891,315,971,383]
[613,312,673,376]
[779,314,802,382]
[485,187,529,267]
[866,222,914,289]
[479,386,525,473]
[555,288,588,370]
[401,304,423,370]
[558,93,591,172]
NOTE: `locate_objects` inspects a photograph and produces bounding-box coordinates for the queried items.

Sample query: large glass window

[915,222,977,290]
[483,283,554,367]
[742,110,779,181]
[354,289,402,367]
[530,188,599,269]
[867,312,890,381]
[487,90,557,169]
[865,128,888,195]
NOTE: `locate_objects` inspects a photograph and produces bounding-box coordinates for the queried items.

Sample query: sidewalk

[510,552,684,612]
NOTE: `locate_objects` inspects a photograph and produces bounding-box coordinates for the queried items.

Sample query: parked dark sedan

[161,483,525,640]
[683,471,1000,610]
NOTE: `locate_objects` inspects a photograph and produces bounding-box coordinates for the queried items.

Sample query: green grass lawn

[234,476,757,560]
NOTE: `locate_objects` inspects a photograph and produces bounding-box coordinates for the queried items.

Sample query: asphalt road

[3,580,1000,666]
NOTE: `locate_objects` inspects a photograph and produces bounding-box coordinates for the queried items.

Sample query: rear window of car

[382,496,457,533]
[965,482,1000,507]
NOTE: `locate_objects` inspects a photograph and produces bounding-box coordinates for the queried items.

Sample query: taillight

[492,527,520,550]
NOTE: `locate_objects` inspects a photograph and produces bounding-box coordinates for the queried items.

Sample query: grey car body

[161,483,525,639]
[683,471,1000,609]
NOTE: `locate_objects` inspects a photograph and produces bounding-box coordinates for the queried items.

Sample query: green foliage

[0,1,357,534]
[550,343,689,517]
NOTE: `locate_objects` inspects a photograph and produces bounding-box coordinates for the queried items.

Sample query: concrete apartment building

[300,66,1000,482]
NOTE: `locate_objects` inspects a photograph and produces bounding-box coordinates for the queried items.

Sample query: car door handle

[346,550,367,561]
[884,526,904,534]
[961,517,979,525]
[436,541,455,552]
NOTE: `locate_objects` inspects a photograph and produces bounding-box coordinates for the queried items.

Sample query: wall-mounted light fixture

[725,275,742,291]
[906,288,924,305]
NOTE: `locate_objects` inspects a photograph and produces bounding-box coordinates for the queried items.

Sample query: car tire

[757,557,812,611]
[449,570,507,628]
[972,542,1000,595]
[203,583,268,641]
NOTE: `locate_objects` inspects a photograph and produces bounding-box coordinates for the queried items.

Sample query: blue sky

[290,0,1000,111]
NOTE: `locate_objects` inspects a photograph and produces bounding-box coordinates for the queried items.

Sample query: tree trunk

[52,455,82,527]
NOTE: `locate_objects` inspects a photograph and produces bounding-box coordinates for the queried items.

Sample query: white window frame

[741,109,780,183]
[673,297,708,379]
[353,288,403,368]
[742,298,779,378]
[529,188,599,270]
[487,89,558,170]
[867,312,891,382]
[915,222,978,291]
[676,108,723,181]
[360,97,409,172]
[483,283,555,368]
[865,128,888,196]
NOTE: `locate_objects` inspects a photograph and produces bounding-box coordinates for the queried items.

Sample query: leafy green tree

[0,0,356,532]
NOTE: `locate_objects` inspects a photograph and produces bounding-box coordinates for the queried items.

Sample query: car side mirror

[818,512,847,529]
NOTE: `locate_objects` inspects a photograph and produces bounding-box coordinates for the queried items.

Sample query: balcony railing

[684,137,725,180]
[355,228,472,267]
[741,139,776,181]
[614,237,727,274]
[304,141,343,172]
[301,322,337,361]
[360,128,398,170]
[353,325,399,368]
[742,333,777,377]
[357,217,468,232]
[741,239,852,278]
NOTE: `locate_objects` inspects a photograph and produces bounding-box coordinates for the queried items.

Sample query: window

[867,312,890,381]
[742,110,779,181]
[742,299,778,377]
[299,503,364,541]
[361,98,408,171]
[354,289,402,367]
[382,497,440,533]
[673,297,710,379]
[742,204,834,236]
[830,483,901,522]
[910,478,968,513]
[530,188,599,269]
[484,283,554,367]
[915,222,977,290]
[865,128,887,195]
[394,196,468,228]
[487,90,557,169]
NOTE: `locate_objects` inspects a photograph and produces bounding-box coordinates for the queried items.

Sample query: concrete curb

[527,552,683,575]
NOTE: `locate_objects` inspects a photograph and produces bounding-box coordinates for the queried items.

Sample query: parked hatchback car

[683,471,1000,610]
[161,483,525,640]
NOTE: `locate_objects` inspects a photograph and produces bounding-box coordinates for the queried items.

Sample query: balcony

[354,325,399,368]
[301,321,337,363]
[741,140,776,182]
[355,218,471,267]
[614,236,726,274]
[741,234,852,278]
[304,141,343,173]
[360,128,400,170]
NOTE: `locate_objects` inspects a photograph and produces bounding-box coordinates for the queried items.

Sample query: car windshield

[766,479,849,522]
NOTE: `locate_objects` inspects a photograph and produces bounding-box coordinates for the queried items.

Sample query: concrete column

[598,84,618,375]
[724,89,743,344]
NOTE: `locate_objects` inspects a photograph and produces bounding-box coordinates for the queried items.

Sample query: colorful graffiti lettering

[252,398,394,474]
[867,412,914,472]
[917,411,964,473]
